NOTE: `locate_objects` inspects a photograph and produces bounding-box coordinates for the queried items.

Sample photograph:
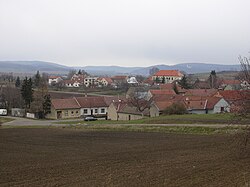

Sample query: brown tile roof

[206,97,222,109]
[112,76,128,80]
[103,96,127,106]
[154,70,183,77]
[118,104,150,116]
[75,97,108,108]
[222,80,241,85]
[153,101,175,111]
[149,89,176,96]
[103,77,113,84]
[184,99,207,110]
[49,76,61,79]
[52,98,80,110]
[160,83,173,90]
[214,90,250,102]
[185,89,217,97]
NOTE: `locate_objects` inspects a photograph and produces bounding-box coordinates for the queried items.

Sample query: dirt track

[0,128,250,186]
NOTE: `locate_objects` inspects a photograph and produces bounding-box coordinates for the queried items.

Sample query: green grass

[56,113,248,125]
[58,124,242,135]
[0,117,14,125]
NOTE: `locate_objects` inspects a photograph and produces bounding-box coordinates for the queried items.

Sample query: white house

[84,77,98,87]
[152,70,183,83]
[48,76,63,85]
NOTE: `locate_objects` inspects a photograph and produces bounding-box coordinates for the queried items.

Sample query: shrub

[163,102,187,115]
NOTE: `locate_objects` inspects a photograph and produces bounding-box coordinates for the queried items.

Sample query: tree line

[0,71,51,118]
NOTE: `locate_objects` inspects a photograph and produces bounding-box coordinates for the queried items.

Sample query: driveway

[1,116,83,127]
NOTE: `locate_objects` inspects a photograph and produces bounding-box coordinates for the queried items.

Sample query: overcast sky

[0,0,250,67]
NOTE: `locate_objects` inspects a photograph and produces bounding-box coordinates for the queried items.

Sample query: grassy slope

[56,113,248,125]
[0,117,14,125]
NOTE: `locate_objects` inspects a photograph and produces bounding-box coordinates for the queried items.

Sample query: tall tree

[34,71,41,87]
[21,77,33,109]
[78,69,82,74]
[15,76,21,88]
[178,75,190,89]
[162,76,166,84]
[43,94,51,116]
[208,70,217,88]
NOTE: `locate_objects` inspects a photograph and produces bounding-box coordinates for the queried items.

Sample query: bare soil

[0,128,250,187]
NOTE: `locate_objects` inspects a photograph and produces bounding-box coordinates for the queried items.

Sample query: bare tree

[127,90,152,115]
[238,55,250,82]
[231,55,250,158]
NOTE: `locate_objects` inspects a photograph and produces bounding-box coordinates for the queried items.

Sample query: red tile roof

[52,98,80,110]
[154,70,183,77]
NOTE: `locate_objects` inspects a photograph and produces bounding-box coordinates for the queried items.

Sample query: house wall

[117,113,148,121]
[150,105,160,117]
[80,107,107,116]
[152,76,182,83]
[213,99,230,113]
[187,109,206,114]
[47,107,80,119]
[107,103,118,120]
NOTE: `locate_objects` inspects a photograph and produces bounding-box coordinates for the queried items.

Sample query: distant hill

[0,61,241,76]
[0,61,70,74]
[131,63,241,75]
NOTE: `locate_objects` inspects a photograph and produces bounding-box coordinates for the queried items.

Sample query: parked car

[84,116,97,121]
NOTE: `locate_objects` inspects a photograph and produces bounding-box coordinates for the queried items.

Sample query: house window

[101,108,105,113]
[71,111,74,115]
[221,107,224,112]
[65,111,68,116]
[76,111,79,114]
[83,109,88,114]
[95,109,98,113]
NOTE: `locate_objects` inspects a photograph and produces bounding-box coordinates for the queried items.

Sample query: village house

[98,77,113,87]
[152,70,183,84]
[64,80,81,87]
[47,96,109,119]
[76,97,108,117]
[108,101,149,121]
[111,75,128,87]
[48,76,63,85]
[147,89,176,100]
[47,98,81,119]
[84,77,98,87]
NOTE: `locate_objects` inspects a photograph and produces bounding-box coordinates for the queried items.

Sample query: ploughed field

[0,128,249,186]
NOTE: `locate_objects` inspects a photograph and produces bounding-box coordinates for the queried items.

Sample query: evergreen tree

[208,70,217,88]
[21,77,33,108]
[178,75,190,89]
[34,71,41,87]
[162,76,166,84]
[78,69,82,74]
[155,76,160,83]
[15,76,21,88]
[43,94,51,115]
